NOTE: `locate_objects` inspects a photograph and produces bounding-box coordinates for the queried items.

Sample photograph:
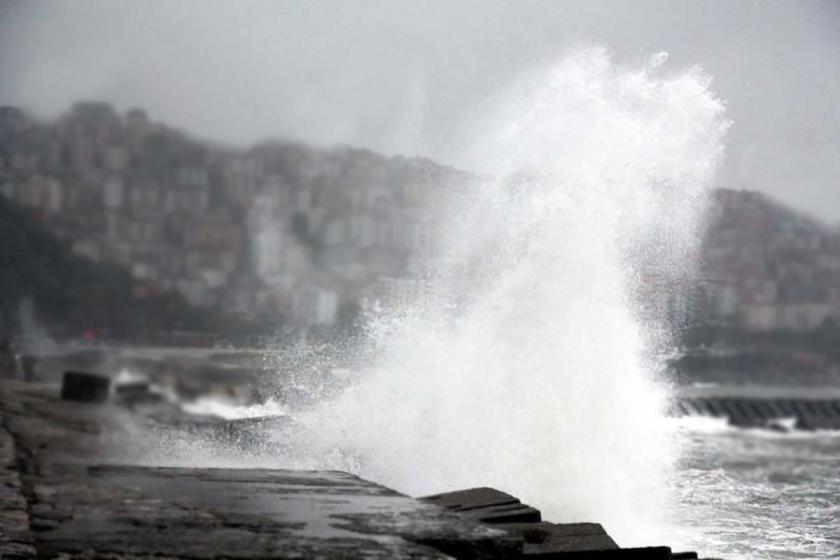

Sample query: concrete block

[60,371,110,403]
[421,487,542,524]
[423,487,521,511]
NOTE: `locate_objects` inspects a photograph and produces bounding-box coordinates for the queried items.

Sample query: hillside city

[701,189,840,331]
[1,102,839,335]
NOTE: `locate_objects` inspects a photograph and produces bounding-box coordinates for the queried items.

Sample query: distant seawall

[673,386,840,430]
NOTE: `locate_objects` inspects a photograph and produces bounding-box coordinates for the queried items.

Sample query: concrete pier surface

[0,378,707,559]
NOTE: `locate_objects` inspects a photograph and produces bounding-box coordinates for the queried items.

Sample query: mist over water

[278,48,729,545]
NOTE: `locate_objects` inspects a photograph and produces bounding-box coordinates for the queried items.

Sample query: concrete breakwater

[673,386,840,430]
[0,374,713,559]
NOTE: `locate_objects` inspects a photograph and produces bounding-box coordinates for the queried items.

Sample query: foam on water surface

[182,397,289,420]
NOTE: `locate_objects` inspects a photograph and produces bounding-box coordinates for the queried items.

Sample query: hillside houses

[0,104,461,327]
[4,103,839,333]
[702,189,840,331]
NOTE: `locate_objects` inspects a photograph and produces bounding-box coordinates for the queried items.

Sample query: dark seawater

[672,418,840,559]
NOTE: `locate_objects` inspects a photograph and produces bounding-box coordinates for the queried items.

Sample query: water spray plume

[283,47,729,545]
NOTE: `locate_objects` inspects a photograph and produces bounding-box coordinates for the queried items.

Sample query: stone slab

[27,464,518,559]
[423,488,522,512]
[421,488,541,524]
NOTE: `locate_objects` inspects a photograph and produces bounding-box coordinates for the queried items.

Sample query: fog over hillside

[1,1,840,220]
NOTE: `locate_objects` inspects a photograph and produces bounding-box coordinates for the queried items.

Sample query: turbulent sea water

[669,418,840,560]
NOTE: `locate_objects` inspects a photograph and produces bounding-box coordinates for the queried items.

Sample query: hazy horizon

[2,0,839,220]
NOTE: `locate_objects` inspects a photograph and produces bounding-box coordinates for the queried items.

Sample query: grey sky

[1,0,839,220]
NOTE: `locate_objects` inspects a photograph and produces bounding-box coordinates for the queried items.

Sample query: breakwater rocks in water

[0,375,715,559]
[674,386,840,431]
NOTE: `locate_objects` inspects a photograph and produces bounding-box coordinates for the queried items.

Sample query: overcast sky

[1,0,839,220]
